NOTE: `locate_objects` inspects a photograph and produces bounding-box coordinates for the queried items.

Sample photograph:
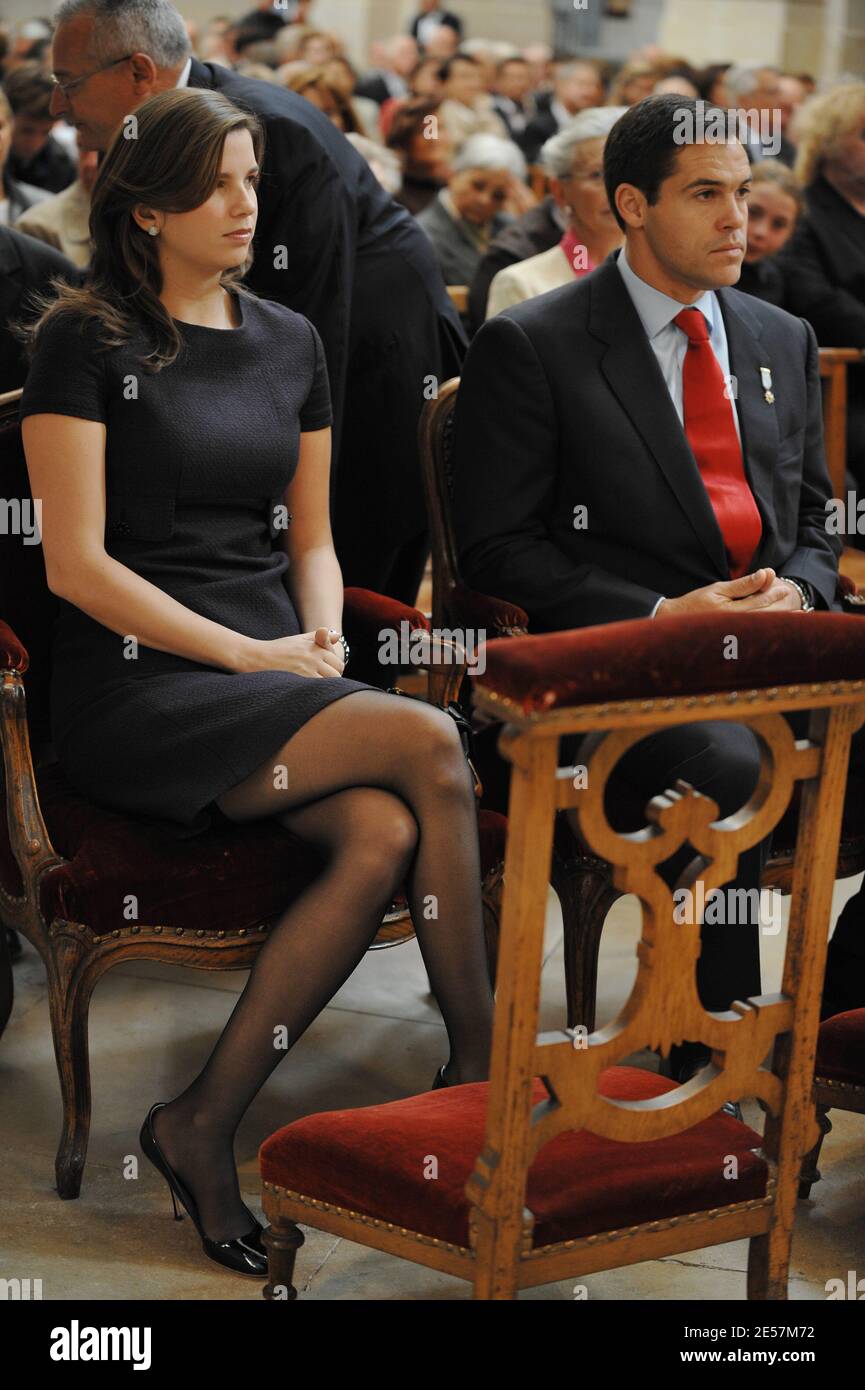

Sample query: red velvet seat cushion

[477,612,865,715]
[816,1009,865,1087]
[0,761,506,938]
[260,1066,767,1249]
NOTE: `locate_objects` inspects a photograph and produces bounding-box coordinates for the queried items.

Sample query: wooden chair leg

[262,1219,305,1300]
[0,924,13,1038]
[746,1226,793,1300]
[551,840,621,1032]
[48,938,98,1200]
[799,1105,832,1199]
[471,1219,520,1300]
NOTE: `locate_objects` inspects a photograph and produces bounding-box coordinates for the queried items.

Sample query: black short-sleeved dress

[19,288,381,838]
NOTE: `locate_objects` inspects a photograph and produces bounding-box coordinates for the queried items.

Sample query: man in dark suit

[453,95,862,1063]
[409,3,464,50]
[522,59,606,163]
[355,36,418,108]
[0,225,79,391]
[491,56,536,156]
[4,63,77,195]
[48,0,466,604]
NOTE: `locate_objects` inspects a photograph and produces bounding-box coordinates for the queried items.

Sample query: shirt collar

[175,56,192,88]
[617,241,718,340]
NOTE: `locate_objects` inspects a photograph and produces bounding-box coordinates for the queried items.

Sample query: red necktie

[674,307,762,578]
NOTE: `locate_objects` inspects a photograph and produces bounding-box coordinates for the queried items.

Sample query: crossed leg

[152,690,494,1242]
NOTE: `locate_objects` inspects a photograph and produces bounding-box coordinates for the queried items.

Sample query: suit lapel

[589,260,728,576]
[717,288,778,568]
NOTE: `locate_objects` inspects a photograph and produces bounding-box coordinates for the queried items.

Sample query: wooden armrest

[449,581,529,637]
[0,618,28,673]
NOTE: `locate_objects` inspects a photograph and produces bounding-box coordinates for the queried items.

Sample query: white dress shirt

[175,56,192,88]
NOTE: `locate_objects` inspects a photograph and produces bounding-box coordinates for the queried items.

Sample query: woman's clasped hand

[237,627,346,677]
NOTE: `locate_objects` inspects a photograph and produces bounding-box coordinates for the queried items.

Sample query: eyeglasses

[49,53,135,98]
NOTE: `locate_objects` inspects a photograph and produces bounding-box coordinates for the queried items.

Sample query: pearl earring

[147,226,158,236]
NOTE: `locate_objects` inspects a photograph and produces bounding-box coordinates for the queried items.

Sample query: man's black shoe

[666,1041,711,1084]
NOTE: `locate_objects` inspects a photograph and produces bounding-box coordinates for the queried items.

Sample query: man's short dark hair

[3,62,55,120]
[438,54,478,83]
[604,93,701,232]
[385,97,442,155]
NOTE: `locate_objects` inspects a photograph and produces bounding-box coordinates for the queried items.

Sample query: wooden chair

[818,347,862,501]
[0,389,507,1199]
[420,378,865,1033]
[818,347,865,594]
[799,1007,865,1199]
[259,611,865,1299]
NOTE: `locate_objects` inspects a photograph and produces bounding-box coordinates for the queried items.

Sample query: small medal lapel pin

[760,366,774,404]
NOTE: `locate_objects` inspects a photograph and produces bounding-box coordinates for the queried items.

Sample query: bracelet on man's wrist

[779,577,815,612]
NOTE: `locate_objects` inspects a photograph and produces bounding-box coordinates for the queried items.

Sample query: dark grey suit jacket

[452,251,841,630]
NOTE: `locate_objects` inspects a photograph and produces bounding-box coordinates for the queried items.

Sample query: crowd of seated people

[2,9,836,344]
[2,0,865,1293]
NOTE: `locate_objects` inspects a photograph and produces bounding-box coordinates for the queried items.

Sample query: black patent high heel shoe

[139,1103,268,1277]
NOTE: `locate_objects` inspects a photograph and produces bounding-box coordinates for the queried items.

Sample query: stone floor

[2,871,864,1302]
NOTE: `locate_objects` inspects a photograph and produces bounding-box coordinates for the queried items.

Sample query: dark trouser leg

[565,719,765,1011]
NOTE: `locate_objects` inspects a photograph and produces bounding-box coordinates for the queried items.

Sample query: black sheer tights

[151,690,494,1243]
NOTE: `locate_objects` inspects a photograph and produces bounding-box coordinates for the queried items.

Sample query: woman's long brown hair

[13,87,265,373]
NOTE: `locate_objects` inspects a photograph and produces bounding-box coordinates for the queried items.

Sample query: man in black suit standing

[409,3,464,51]
[453,95,862,1065]
[48,0,466,605]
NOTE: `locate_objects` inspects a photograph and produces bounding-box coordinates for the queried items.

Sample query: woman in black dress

[19,88,494,1276]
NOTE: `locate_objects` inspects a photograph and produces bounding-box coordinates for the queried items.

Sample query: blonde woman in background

[736,159,802,306]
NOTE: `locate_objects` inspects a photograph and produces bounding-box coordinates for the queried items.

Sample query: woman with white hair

[416,133,528,287]
[486,107,625,319]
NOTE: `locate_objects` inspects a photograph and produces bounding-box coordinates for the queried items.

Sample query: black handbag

[386,687,482,797]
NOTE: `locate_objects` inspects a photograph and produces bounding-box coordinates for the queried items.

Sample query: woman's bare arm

[24,413,266,674]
